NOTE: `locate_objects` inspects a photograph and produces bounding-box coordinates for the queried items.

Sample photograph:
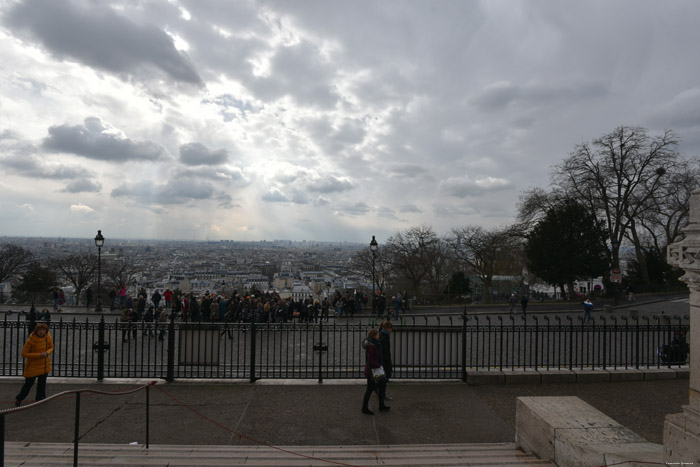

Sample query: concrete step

[4,442,555,466]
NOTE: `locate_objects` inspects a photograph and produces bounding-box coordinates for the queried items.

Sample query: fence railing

[0,381,155,467]
[0,312,690,382]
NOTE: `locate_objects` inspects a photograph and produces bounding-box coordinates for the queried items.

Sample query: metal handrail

[0,381,156,467]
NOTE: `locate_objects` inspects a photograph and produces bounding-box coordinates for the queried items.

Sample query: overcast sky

[1,0,699,243]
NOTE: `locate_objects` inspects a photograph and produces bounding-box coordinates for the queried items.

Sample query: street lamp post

[370,235,378,315]
[94,230,105,312]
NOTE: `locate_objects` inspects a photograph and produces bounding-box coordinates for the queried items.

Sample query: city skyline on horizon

[2,1,700,243]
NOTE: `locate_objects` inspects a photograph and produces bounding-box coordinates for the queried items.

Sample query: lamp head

[94,230,105,248]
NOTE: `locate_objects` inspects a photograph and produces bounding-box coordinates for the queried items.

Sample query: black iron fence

[0,313,690,382]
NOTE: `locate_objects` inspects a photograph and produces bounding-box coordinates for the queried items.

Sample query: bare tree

[554,126,680,281]
[384,226,440,300]
[452,226,522,304]
[0,243,33,283]
[634,158,700,258]
[350,247,390,294]
[104,259,139,290]
[52,253,97,306]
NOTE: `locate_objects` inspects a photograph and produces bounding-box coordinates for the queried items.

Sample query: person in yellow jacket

[15,322,53,406]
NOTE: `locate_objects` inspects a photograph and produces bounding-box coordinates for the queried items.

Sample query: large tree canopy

[13,261,57,305]
[525,200,609,298]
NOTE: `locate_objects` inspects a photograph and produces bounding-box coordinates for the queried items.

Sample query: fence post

[249,315,257,383]
[635,316,640,370]
[166,312,175,382]
[146,385,150,449]
[1,413,5,467]
[318,319,324,384]
[461,308,467,382]
[498,316,504,371]
[97,317,105,381]
[73,392,81,467]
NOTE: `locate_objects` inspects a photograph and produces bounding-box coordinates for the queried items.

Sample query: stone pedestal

[664,188,700,464]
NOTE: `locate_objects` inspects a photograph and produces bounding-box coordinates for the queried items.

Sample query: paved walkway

[0,378,688,447]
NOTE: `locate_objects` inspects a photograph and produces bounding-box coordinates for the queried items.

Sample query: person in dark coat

[362,329,390,415]
[378,321,394,400]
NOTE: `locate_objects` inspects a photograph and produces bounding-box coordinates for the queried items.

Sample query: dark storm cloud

[399,204,422,213]
[179,142,230,166]
[336,202,370,216]
[43,117,167,162]
[387,163,429,179]
[246,41,339,108]
[172,166,247,183]
[111,179,232,207]
[60,179,102,193]
[3,153,94,180]
[306,175,353,194]
[4,0,202,85]
[0,131,100,183]
[472,81,609,112]
[261,187,308,204]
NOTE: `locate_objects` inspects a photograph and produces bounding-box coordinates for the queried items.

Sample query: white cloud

[1,0,699,241]
[70,203,94,213]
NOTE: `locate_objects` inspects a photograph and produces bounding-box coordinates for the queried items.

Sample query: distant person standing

[521,295,529,317]
[119,285,127,308]
[109,287,117,310]
[86,286,93,308]
[627,286,635,302]
[152,290,162,310]
[509,293,518,313]
[582,298,594,323]
[15,322,53,406]
[26,306,38,334]
[163,288,173,308]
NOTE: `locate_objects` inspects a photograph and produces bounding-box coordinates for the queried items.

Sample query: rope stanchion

[153,385,360,467]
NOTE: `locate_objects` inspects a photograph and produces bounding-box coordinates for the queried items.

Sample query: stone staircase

[4,442,555,466]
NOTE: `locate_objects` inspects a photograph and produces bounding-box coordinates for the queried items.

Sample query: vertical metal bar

[1,413,5,467]
[249,315,257,383]
[146,385,150,449]
[318,319,324,383]
[166,312,175,382]
[461,309,467,382]
[498,317,503,371]
[73,392,81,467]
[635,317,640,370]
[97,317,105,381]
[602,317,607,370]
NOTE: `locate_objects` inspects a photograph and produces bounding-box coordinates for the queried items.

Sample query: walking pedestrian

[582,298,593,323]
[378,321,394,401]
[361,329,390,415]
[15,322,53,406]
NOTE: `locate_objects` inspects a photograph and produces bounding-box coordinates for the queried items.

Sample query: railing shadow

[0,381,156,467]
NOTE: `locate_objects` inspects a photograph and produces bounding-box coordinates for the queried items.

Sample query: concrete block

[516,396,662,467]
[608,369,644,382]
[516,396,617,460]
[466,370,505,385]
[644,368,677,380]
[674,367,690,379]
[572,369,611,383]
[538,369,576,384]
[555,425,647,467]
[664,408,700,464]
[505,369,541,384]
